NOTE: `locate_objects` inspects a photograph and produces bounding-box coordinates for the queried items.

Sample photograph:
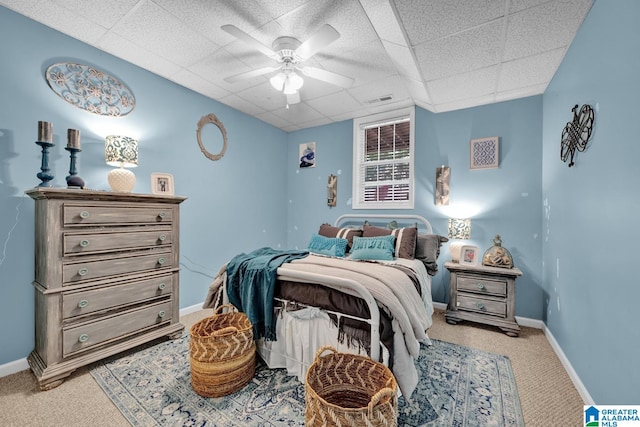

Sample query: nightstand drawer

[64,228,173,255]
[62,274,173,319]
[63,204,173,225]
[63,300,172,356]
[457,275,507,297]
[63,251,174,284]
[457,294,506,317]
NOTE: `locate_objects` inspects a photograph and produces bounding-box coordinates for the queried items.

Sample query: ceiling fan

[221,24,355,105]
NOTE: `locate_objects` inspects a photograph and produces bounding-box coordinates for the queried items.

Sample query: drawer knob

[79,211,90,219]
[80,239,90,248]
[158,310,166,318]
[477,283,486,290]
[78,334,89,343]
[158,283,166,290]
[78,267,89,276]
[78,299,89,308]
[157,257,166,265]
[158,234,167,242]
[157,212,166,220]
[476,302,486,310]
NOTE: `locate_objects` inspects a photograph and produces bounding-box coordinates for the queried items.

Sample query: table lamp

[105,135,138,192]
[448,218,471,262]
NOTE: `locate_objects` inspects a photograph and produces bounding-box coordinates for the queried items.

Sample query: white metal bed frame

[272,213,434,362]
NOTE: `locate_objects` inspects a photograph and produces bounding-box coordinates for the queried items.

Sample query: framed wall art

[299,142,316,168]
[151,173,174,195]
[460,245,480,266]
[470,136,499,170]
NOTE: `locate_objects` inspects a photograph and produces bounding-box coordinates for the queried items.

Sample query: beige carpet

[0,309,584,427]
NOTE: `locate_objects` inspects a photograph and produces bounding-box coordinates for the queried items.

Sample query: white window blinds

[352,108,415,209]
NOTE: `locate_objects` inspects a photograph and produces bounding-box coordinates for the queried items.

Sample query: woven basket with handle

[189,303,256,397]
[305,345,398,427]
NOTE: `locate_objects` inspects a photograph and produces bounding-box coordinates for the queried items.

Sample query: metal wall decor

[435,165,450,205]
[560,104,595,167]
[327,174,337,207]
[196,113,228,161]
[45,62,135,116]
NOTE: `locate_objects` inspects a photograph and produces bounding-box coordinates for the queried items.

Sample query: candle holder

[65,146,85,188]
[35,140,55,187]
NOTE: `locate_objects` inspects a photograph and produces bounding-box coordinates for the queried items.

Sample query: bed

[203,214,447,399]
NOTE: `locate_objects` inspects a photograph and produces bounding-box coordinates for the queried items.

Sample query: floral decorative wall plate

[45,62,135,116]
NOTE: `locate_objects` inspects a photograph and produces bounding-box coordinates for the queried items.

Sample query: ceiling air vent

[365,94,393,104]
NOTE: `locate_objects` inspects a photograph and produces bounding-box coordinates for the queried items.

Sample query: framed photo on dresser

[151,173,174,195]
[460,245,480,266]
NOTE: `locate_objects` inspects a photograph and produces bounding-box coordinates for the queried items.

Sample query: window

[352,107,415,209]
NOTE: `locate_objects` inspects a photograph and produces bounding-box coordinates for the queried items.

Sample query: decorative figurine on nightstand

[482,235,514,268]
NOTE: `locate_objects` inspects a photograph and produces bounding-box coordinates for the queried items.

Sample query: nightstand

[444,261,523,337]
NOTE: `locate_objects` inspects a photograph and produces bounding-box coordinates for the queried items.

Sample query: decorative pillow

[308,234,348,257]
[349,235,395,260]
[416,234,449,275]
[362,224,418,259]
[318,224,363,251]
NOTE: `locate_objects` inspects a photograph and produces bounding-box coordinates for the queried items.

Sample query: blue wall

[542,0,640,404]
[0,6,288,364]
[287,98,543,318]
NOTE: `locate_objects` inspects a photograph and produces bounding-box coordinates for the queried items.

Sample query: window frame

[352,107,415,210]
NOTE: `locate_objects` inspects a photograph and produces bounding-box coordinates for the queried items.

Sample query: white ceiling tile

[503,0,592,61]
[109,0,219,67]
[305,91,361,117]
[494,83,547,103]
[189,49,266,93]
[348,75,410,105]
[97,32,183,78]
[319,40,397,87]
[170,69,232,100]
[434,94,496,113]
[427,66,498,105]
[255,111,295,129]
[415,20,504,80]
[236,81,291,111]
[393,0,505,45]
[381,40,423,81]
[498,48,566,92]
[359,0,407,46]
[52,0,139,27]
[218,94,267,116]
[270,102,324,124]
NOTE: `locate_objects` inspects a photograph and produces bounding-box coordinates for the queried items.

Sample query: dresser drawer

[63,251,173,284]
[63,204,173,225]
[457,293,506,317]
[62,274,173,319]
[63,300,172,356]
[457,275,507,297]
[64,228,173,255]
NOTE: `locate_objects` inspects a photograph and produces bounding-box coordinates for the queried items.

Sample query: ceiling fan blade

[286,92,301,105]
[295,24,340,60]
[221,24,279,60]
[300,66,354,88]
[224,66,280,83]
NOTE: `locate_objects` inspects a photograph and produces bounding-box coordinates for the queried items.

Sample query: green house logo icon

[585,406,599,427]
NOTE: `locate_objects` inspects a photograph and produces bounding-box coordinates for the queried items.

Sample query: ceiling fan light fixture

[270,73,286,91]
[283,72,303,94]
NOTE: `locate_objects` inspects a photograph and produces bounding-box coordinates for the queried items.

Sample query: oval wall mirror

[196,113,228,161]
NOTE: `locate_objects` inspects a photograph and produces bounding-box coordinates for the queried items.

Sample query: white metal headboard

[334,213,433,234]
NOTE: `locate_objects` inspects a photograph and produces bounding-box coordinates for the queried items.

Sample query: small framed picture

[460,245,480,266]
[470,136,499,170]
[151,173,174,195]
[299,142,316,168]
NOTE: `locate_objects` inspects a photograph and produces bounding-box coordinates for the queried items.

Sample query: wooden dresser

[444,261,522,337]
[26,188,186,390]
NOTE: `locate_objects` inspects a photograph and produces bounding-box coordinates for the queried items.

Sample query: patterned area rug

[90,335,524,426]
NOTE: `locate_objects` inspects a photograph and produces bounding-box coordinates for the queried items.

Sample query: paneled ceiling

[1,0,593,132]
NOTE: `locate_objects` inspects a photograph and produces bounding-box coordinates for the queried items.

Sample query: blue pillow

[308,234,348,257]
[350,247,394,261]
[349,235,395,260]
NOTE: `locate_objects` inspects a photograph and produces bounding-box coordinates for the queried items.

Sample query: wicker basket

[189,303,256,397]
[305,346,398,427]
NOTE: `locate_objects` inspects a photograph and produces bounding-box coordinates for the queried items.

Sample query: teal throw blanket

[226,247,309,341]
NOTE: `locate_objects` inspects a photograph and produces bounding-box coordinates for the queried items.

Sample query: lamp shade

[448,218,471,262]
[105,135,138,168]
[448,218,471,240]
[105,135,138,192]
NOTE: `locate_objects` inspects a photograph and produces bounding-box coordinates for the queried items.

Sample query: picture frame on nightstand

[460,245,480,266]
